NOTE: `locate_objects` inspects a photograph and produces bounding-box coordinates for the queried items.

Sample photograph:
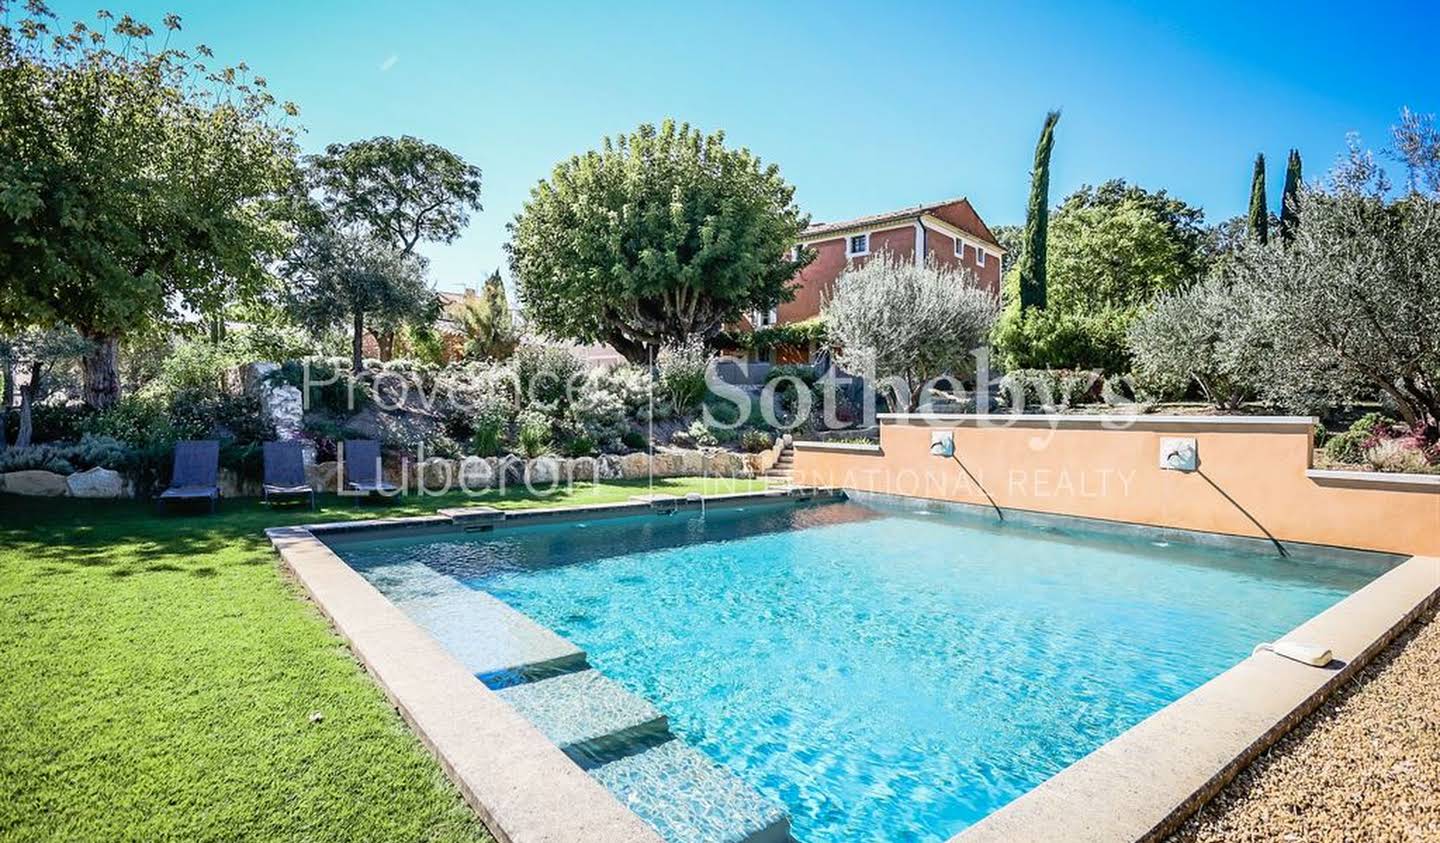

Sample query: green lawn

[0,477,764,842]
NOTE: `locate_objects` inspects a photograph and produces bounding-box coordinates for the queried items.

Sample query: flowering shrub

[740,429,774,453]
[515,410,553,458]
[657,337,709,412]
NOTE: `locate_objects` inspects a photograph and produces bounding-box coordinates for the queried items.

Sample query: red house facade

[744,198,1005,361]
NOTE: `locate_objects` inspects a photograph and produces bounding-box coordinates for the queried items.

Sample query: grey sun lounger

[159,440,221,513]
[263,440,315,509]
[343,439,399,501]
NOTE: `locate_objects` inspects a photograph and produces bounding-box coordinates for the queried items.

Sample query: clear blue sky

[47,0,1440,293]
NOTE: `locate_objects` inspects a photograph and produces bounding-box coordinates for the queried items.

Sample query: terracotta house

[743,197,1005,362]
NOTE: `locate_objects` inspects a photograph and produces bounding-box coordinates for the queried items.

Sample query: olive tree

[282,226,436,373]
[1126,272,1270,408]
[508,119,810,362]
[1235,183,1440,436]
[823,251,1000,412]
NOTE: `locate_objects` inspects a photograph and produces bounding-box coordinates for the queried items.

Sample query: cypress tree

[1018,110,1061,310]
[1248,153,1268,245]
[1279,149,1302,244]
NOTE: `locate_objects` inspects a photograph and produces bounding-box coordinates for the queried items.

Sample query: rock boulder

[66,467,127,498]
[2,470,69,497]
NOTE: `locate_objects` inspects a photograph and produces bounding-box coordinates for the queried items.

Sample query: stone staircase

[761,442,795,486]
[354,559,791,843]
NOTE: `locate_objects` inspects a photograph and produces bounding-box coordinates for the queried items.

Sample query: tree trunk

[605,331,651,364]
[80,334,122,409]
[0,356,12,451]
[351,311,365,374]
[376,328,397,362]
[15,362,41,449]
[16,385,33,449]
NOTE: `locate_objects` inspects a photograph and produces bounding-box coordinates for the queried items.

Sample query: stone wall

[0,447,761,500]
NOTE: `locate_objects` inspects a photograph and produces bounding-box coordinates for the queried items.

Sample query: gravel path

[1168,607,1440,843]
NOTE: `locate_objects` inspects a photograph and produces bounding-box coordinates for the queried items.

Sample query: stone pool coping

[266,488,836,843]
[271,486,1436,843]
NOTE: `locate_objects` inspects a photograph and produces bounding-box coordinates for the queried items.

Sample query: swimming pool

[331,497,1383,842]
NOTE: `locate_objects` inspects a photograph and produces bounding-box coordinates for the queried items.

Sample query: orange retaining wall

[794,415,1440,557]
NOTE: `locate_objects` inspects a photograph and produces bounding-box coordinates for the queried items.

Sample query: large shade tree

[305,135,482,360]
[507,119,811,362]
[996,179,1208,372]
[0,4,300,408]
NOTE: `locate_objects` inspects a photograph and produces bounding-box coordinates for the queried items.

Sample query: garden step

[590,739,790,843]
[378,573,587,680]
[495,669,668,763]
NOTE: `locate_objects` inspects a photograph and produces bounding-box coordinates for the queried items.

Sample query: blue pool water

[334,500,1379,842]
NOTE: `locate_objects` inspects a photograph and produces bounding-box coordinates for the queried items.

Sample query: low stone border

[268,490,833,843]
[1305,467,1440,490]
[793,440,883,454]
[950,551,1440,843]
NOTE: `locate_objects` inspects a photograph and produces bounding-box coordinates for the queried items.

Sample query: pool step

[591,739,791,843]
[495,669,669,763]
[380,571,587,679]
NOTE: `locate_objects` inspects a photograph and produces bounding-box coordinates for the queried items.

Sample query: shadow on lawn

[0,480,726,579]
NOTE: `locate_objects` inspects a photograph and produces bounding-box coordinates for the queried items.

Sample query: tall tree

[282,226,436,373]
[508,119,811,362]
[996,180,1208,373]
[1248,153,1269,244]
[1018,111,1061,310]
[306,136,481,359]
[0,5,300,408]
[1279,149,1303,243]
[456,271,519,361]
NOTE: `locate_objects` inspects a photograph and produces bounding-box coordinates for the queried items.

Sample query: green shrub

[512,345,585,410]
[764,364,819,387]
[686,419,718,448]
[999,368,1101,410]
[657,338,709,412]
[994,304,1133,375]
[740,428,774,453]
[1323,412,1393,465]
[515,410,553,458]
[85,395,174,445]
[561,432,596,458]
[0,444,77,475]
[621,429,647,451]
[2,403,92,444]
[0,434,133,476]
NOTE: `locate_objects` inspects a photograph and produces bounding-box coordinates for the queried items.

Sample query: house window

[954,239,966,259]
[847,233,869,257]
[752,308,778,327]
[975,247,987,267]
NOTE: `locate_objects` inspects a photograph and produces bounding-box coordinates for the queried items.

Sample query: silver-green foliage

[1126,273,1270,408]
[1234,181,1440,430]
[823,251,999,412]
